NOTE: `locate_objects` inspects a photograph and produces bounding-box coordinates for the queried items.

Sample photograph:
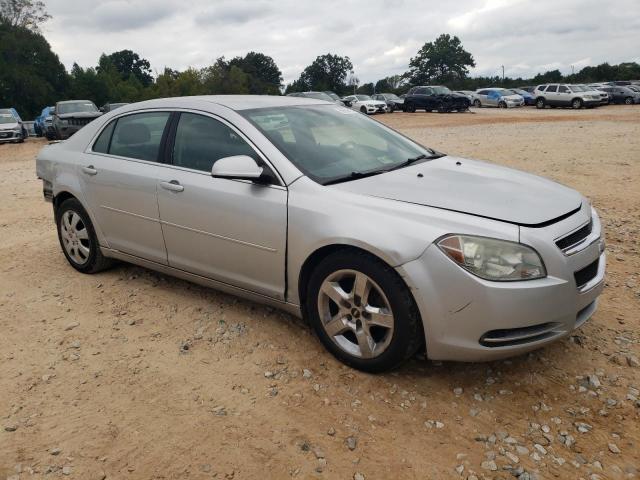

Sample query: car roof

[57,100,95,104]
[120,95,332,112]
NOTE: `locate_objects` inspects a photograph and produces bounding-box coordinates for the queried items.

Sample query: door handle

[82,165,97,176]
[160,180,184,192]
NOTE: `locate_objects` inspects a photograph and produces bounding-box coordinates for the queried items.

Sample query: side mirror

[51,107,56,115]
[211,155,265,182]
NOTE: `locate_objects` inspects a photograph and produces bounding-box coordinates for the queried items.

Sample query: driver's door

[157,112,287,299]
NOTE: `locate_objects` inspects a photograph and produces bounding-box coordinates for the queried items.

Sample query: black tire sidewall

[55,198,101,273]
[305,251,422,373]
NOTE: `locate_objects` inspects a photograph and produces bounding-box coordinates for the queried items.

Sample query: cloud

[41,0,640,84]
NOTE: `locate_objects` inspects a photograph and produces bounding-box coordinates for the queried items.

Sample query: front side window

[172,113,258,172]
[243,105,431,184]
[109,112,170,162]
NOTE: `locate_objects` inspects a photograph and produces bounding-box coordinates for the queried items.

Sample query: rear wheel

[56,198,113,273]
[536,98,546,109]
[305,250,423,373]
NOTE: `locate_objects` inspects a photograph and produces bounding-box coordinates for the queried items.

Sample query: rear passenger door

[544,85,559,105]
[81,111,171,264]
[156,112,287,299]
[557,85,571,106]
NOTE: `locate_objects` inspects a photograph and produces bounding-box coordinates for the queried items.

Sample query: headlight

[437,234,546,281]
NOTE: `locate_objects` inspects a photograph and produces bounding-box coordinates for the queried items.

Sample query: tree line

[1,2,639,119]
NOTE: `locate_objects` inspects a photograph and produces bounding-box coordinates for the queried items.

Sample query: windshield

[571,85,586,91]
[242,105,433,184]
[384,93,400,99]
[0,113,16,125]
[324,92,340,101]
[432,86,451,95]
[57,102,98,115]
[300,92,333,101]
[355,95,371,101]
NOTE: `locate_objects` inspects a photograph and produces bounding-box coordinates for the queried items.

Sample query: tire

[624,97,633,105]
[473,99,481,108]
[360,106,368,114]
[571,98,583,109]
[536,98,545,109]
[498,101,507,109]
[55,198,113,274]
[405,102,416,113]
[305,249,423,373]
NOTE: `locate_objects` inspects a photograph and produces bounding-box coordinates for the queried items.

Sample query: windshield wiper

[386,152,444,172]
[323,170,385,186]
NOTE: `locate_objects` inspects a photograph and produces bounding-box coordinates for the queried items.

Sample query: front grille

[574,258,599,290]
[480,322,562,348]
[556,219,592,251]
[0,131,14,138]
[68,118,91,126]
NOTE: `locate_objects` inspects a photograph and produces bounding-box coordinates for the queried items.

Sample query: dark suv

[599,86,640,105]
[403,86,470,113]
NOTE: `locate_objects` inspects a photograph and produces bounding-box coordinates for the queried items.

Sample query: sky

[42,0,640,84]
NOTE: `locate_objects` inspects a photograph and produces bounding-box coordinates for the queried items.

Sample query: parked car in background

[403,86,470,112]
[36,95,606,372]
[534,84,601,109]
[35,106,55,138]
[323,91,345,104]
[288,91,345,106]
[598,86,640,105]
[0,108,25,144]
[519,86,536,94]
[454,90,475,102]
[473,88,524,108]
[372,93,404,112]
[23,121,37,137]
[52,100,103,140]
[101,103,129,113]
[508,88,536,106]
[341,94,387,114]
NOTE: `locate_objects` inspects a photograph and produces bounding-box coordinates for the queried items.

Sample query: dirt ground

[1,106,639,480]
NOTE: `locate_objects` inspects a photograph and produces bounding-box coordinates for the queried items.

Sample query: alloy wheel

[60,210,91,265]
[317,269,395,359]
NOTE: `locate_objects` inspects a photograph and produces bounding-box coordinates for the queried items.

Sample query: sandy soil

[1,106,639,480]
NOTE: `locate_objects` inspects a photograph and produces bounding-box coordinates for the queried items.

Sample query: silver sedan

[36,96,605,372]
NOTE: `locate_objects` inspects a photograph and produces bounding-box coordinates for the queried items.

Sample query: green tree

[407,34,475,85]
[0,0,50,31]
[299,53,353,93]
[202,58,250,94]
[228,51,282,94]
[0,20,67,118]
[99,50,153,87]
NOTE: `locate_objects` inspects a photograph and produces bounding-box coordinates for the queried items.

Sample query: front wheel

[572,98,583,109]
[536,98,546,109]
[473,99,481,108]
[360,106,368,114]
[404,102,416,113]
[624,97,633,105]
[306,250,423,373]
[498,101,507,109]
[56,198,113,273]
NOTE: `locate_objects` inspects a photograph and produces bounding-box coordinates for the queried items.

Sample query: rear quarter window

[92,120,115,153]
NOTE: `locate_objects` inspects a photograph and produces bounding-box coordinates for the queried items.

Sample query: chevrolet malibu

[35,96,606,372]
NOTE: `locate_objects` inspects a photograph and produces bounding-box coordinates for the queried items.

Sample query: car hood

[57,112,102,119]
[0,122,19,130]
[332,156,583,226]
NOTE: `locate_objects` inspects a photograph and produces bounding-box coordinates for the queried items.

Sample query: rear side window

[109,112,170,162]
[546,85,558,93]
[93,120,115,153]
[558,86,569,93]
[477,90,489,95]
[172,113,258,172]
[536,85,547,91]
[414,87,427,94]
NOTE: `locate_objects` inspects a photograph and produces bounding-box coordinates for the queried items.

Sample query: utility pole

[501,65,505,82]
[571,65,575,75]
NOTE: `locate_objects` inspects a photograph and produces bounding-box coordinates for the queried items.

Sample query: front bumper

[397,203,605,362]
[0,130,22,143]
